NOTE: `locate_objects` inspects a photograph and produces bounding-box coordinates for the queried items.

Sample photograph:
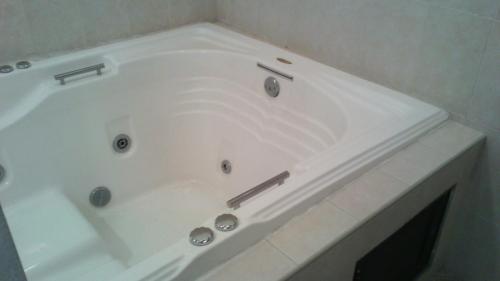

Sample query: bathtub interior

[0,47,378,280]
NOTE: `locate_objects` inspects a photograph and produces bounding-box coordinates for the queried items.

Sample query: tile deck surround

[198,120,485,281]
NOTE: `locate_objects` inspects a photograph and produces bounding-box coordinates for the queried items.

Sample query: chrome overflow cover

[189,227,214,246]
[215,214,238,232]
[264,76,280,98]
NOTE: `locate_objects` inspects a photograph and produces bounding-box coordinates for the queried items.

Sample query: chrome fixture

[276,57,292,64]
[54,63,105,85]
[113,134,131,153]
[221,160,232,174]
[0,164,5,183]
[0,65,14,74]
[215,214,238,232]
[257,62,293,81]
[189,227,214,246]
[89,186,112,207]
[227,170,290,209]
[16,61,31,69]
[264,77,280,98]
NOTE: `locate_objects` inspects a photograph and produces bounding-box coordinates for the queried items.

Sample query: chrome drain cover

[89,186,112,207]
[189,227,214,246]
[215,214,238,232]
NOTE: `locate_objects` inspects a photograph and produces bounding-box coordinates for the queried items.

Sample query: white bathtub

[0,23,447,281]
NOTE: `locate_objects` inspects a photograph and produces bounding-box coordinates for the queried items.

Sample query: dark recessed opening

[353,188,453,281]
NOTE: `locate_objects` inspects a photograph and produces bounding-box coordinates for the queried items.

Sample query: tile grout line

[264,238,299,266]
[325,173,415,229]
[413,0,500,22]
[322,199,358,222]
[265,200,362,274]
[325,198,364,221]
[463,19,496,120]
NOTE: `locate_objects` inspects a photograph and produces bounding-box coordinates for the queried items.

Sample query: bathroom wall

[0,0,216,63]
[216,0,500,280]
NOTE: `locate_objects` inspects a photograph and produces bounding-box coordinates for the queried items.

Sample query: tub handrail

[227,171,290,209]
[54,63,105,85]
[257,63,294,81]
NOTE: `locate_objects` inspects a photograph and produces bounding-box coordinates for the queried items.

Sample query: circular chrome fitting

[0,65,14,74]
[0,164,5,183]
[189,227,214,246]
[89,186,112,207]
[221,160,232,174]
[113,134,131,153]
[264,77,280,98]
[215,214,238,232]
[16,61,31,69]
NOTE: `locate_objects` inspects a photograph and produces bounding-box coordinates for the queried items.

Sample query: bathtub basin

[0,23,447,281]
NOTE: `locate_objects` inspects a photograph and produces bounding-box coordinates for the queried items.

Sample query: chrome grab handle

[257,63,294,81]
[54,63,105,85]
[227,171,290,209]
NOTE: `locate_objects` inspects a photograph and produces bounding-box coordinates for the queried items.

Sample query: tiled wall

[216,0,500,280]
[0,0,216,63]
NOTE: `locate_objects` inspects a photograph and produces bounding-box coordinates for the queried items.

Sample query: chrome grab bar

[257,63,294,81]
[227,171,290,209]
[54,63,105,85]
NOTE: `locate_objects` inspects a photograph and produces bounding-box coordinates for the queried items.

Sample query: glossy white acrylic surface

[0,23,447,281]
